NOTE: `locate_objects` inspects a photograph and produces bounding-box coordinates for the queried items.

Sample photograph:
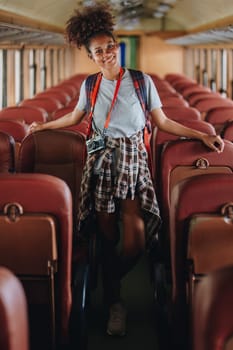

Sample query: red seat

[0,106,48,124]
[0,173,81,348]
[0,131,15,173]
[182,85,211,99]
[161,96,189,107]
[20,97,63,119]
[161,106,201,122]
[222,120,233,142]
[0,120,28,166]
[36,90,71,106]
[0,267,29,350]
[51,106,74,120]
[169,173,233,347]
[193,266,233,350]
[193,98,233,118]
[18,129,86,232]
[0,120,28,142]
[160,139,233,223]
[205,106,233,134]
[188,92,222,106]
[151,119,215,184]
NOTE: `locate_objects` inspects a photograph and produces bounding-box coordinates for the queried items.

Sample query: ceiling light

[153,11,165,18]
[156,3,172,12]
[162,0,177,3]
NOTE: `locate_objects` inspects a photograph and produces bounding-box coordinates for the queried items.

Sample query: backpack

[85,69,153,176]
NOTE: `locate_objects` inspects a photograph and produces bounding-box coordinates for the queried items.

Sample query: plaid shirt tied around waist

[78,130,161,248]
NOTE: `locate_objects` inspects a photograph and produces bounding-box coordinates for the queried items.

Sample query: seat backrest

[160,139,233,224]
[193,98,233,116]
[0,120,28,166]
[0,131,15,173]
[161,106,201,122]
[0,105,48,124]
[170,174,233,297]
[18,129,86,230]
[193,266,233,350]
[188,92,222,106]
[205,106,233,134]
[161,96,189,107]
[51,106,74,120]
[151,119,215,185]
[0,173,73,347]
[20,97,63,119]
[0,267,29,350]
[222,120,233,142]
[182,85,211,99]
[169,173,233,347]
[36,90,71,106]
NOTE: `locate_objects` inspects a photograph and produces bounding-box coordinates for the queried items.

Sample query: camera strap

[87,67,124,138]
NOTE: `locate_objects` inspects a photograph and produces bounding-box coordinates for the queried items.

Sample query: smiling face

[88,34,120,70]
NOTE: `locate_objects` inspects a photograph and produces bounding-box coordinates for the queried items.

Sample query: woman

[29,4,224,337]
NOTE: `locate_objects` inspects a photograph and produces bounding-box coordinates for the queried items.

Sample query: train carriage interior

[0,0,233,349]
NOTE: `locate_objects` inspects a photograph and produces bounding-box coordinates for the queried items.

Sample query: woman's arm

[29,108,86,133]
[150,107,224,153]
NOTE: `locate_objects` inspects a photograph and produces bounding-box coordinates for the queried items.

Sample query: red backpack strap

[128,69,154,178]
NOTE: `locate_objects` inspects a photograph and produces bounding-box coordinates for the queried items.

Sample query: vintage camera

[86,134,105,154]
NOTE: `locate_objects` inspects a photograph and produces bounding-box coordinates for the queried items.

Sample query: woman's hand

[28,122,44,134]
[201,134,225,153]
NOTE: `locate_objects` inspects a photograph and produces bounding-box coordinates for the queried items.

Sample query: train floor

[87,254,164,350]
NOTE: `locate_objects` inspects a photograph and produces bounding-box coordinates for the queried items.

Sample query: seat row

[150,73,233,349]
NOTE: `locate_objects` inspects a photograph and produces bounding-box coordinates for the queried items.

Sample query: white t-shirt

[75,68,162,138]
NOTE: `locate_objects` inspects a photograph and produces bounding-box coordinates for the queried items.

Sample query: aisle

[87,255,160,350]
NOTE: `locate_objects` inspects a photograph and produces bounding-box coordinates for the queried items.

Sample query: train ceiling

[0,0,233,45]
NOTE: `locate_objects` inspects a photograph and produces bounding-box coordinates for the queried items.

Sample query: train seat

[0,131,15,173]
[55,83,79,99]
[0,105,48,124]
[0,267,29,350]
[222,120,233,142]
[0,120,28,165]
[18,129,86,232]
[193,97,233,119]
[159,139,233,228]
[188,92,222,106]
[51,105,74,119]
[35,90,71,106]
[169,173,233,347]
[158,91,182,99]
[182,85,211,99]
[151,119,215,186]
[172,80,197,93]
[205,106,233,134]
[0,173,78,349]
[164,73,188,84]
[20,97,63,120]
[160,96,189,107]
[161,106,201,122]
[193,265,233,350]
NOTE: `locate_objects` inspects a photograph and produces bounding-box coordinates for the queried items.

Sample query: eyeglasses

[91,43,118,57]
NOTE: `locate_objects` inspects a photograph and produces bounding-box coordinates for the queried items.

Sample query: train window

[29,49,37,97]
[194,49,201,83]
[40,49,47,91]
[50,49,54,87]
[0,49,7,109]
[220,49,227,97]
[15,49,24,105]
[210,49,217,91]
[202,49,208,87]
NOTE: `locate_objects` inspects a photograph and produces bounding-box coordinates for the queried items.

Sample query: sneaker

[107,302,127,336]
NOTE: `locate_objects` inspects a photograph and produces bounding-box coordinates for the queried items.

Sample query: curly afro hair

[65,3,116,51]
